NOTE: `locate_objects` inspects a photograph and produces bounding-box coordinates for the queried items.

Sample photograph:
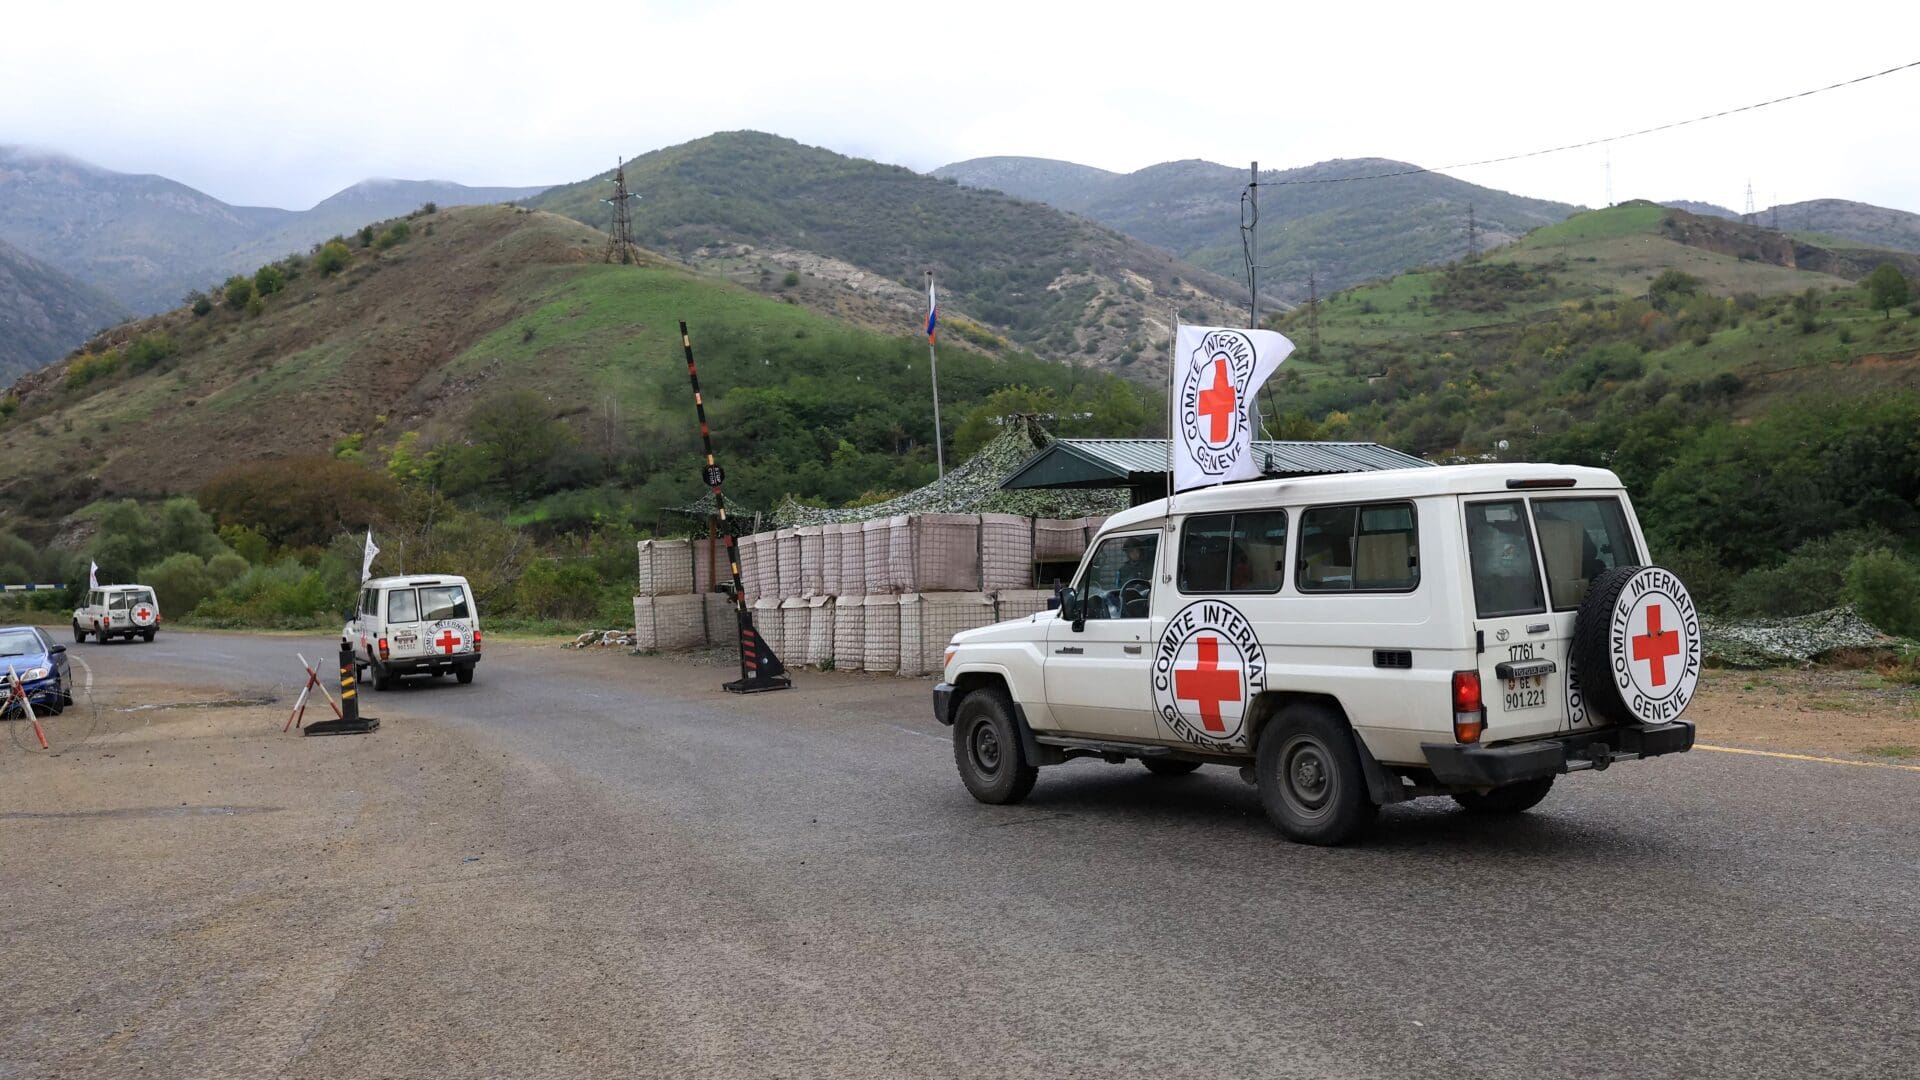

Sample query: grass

[1861,745,1917,759]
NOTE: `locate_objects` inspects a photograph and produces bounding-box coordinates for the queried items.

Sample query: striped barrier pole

[7,667,48,750]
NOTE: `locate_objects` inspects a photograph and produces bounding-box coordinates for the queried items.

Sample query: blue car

[0,625,73,716]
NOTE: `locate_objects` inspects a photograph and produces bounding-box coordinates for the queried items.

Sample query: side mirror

[343,608,359,623]
[50,644,66,654]
[1057,587,1083,628]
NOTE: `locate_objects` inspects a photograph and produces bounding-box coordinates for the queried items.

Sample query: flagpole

[1166,310,1178,512]
[925,271,945,480]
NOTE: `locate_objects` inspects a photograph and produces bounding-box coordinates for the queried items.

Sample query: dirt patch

[1688,666,1920,760]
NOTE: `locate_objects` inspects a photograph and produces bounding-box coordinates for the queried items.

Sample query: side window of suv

[1075,535,1158,620]
[1297,502,1419,592]
[1179,511,1288,593]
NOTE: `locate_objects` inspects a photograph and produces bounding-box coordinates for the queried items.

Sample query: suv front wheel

[952,687,1037,805]
[1255,704,1378,845]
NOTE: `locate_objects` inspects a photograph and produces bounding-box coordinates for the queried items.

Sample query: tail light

[472,629,482,652]
[378,637,390,660]
[1452,670,1485,744]
[103,616,111,629]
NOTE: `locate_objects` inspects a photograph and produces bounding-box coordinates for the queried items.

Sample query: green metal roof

[1000,439,1430,492]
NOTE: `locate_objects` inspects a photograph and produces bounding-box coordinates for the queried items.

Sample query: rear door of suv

[1464,492,1642,738]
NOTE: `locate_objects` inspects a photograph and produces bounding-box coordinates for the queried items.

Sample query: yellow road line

[1695,744,1920,773]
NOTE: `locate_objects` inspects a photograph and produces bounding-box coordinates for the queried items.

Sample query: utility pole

[1743,180,1757,227]
[1604,151,1613,207]
[1248,160,1259,328]
[602,160,640,264]
[1307,270,1321,359]
[1466,203,1479,262]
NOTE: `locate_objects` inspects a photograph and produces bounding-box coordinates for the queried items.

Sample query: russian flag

[926,277,938,344]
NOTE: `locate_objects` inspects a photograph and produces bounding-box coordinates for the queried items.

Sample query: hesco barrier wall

[634,594,706,651]
[637,540,695,597]
[635,512,1093,674]
[897,592,995,677]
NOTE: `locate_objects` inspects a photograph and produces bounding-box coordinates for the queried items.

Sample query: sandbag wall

[702,514,1100,674]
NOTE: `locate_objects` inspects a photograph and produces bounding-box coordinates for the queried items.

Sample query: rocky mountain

[934,155,1580,304]
[0,145,552,329]
[1661,200,1741,220]
[527,132,1245,373]
[1767,198,1920,253]
[0,238,128,381]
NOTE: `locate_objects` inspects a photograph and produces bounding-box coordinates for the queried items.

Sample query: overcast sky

[6,0,1918,214]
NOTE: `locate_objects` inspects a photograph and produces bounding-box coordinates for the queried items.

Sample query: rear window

[1297,502,1419,592]
[419,585,470,621]
[1179,511,1288,593]
[1466,500,1545,618]
[386,589,419,623]
[1533,497,1638,610]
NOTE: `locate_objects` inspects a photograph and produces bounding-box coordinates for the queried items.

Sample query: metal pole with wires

[925,271,946,479]
[1241,162,1281,439]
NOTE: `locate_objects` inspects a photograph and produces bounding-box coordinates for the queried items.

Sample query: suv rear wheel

[1452,777,1554,815]
[952,687,1036,805]
[1255,704,1378,845]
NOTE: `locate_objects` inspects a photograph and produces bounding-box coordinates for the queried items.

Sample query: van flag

[361,531,379,583]
[88,560,98,590]
[1171,326,1295,493]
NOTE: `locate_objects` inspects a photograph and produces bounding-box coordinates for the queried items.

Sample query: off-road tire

[1571,564,1644,727]
[455,666,474,685]
[140,629,156,643]
[371,663,394,692]
[72,622,86,643]
[1452,777,1555,815]
[1255,704,1378,845]
[1143,758,1203,777]
[952,687,1037,805]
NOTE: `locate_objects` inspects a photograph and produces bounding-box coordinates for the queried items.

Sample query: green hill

[0,238,128,380]
[0,204,1158,526]
[527,132,1245,373]
[933,155,1580,306]
[1265,201,1920,620]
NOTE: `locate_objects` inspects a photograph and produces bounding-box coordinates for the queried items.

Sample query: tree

[199,457,403,547]
[465,391,572,498]
[314,240,351,276]
[253,264,286,296]
[1866,263,1912,320]
[223,275,255,311]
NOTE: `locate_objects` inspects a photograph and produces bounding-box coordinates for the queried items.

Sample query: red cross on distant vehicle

[436,629,463,655]
[1196,357,1237,443]
[134,606,152,621]
[1632,604,1681,686]
[1174,635,1240,733]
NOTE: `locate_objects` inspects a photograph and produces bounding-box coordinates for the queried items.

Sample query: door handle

[1123,645,1142,654]
[1054,646,1084,655]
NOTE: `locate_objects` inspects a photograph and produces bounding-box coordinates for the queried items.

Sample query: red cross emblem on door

[436,629,463,654]
[1173,635,1241,733]
[1631,604,1681,686]
[1196,358,1238,443]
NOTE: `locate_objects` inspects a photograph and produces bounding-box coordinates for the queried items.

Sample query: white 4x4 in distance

[935,464,1700,845]
[73,585,161,643]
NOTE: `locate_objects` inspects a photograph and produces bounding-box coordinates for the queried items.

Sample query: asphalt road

[8,630,1918,1079]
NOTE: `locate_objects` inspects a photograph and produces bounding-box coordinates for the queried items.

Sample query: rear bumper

[1422,721,1695,788]
[381,654,479,675]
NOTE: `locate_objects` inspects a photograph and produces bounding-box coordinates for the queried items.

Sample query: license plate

[393,632,418,647]
[1503,675,1547,711]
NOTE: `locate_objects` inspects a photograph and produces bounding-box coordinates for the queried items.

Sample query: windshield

[0,629,44,657]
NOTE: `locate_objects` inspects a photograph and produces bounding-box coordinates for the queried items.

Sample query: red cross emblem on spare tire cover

[133,605,154,623]
[1570,565,1701,726]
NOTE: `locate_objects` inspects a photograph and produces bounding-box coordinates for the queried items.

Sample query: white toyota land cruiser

[934,464,1700,845]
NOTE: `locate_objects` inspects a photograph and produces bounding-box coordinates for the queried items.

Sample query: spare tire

[1570,565,1703,728]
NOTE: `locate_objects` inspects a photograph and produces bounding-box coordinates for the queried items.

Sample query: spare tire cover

[1570,565,1701,727]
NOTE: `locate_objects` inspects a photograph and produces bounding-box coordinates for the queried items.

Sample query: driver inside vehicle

[1080,534,1157,620]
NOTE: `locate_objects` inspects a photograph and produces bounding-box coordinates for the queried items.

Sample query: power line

[1266,58,1920,187]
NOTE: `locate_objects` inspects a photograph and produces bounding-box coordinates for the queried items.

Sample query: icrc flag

[1172,326,1295,493]
[361,531,380,584]
[88,560,99,591]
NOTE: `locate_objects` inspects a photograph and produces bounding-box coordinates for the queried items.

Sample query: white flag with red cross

[1171,326,1294,493]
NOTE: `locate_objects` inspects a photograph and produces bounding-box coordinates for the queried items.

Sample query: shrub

[1724,530,1901,618]
[199,457,403,547]
[782,271,801,288]
[253,264,286,296]
[188,290,213,316]
[1846,550,1920,637]
[141,552,216,616]
[512,559,602,620]
[357,225,375,248]
[124,333,178,372]
[223,275,255,311]
[375,221,410,249]
[206,551,251,587]
[314,240,351,276]
[65,350,123,391]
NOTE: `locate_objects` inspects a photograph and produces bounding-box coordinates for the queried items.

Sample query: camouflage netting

[771,418,1126,528]
[1701,607,1907,668]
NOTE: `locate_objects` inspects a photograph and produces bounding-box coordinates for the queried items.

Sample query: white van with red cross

[933,464,1699,845]
[73,584,161,643]
[347,574,482,690]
